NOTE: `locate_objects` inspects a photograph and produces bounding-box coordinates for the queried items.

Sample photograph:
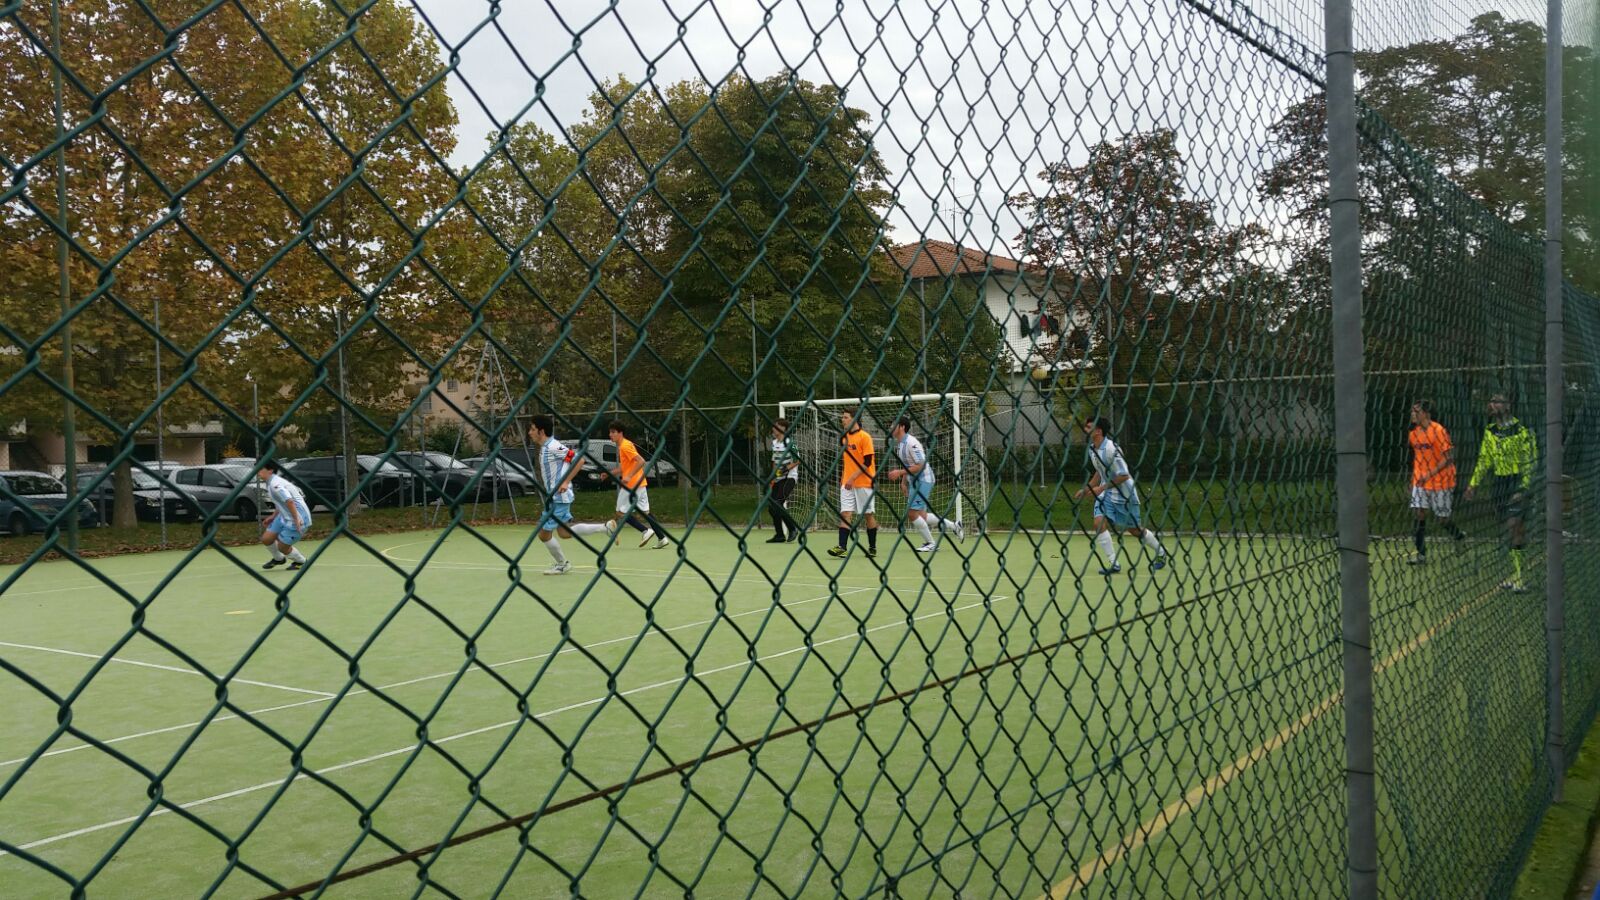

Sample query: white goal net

[775,394,987,533]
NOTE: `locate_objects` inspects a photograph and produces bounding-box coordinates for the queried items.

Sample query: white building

[888,240,1090,445]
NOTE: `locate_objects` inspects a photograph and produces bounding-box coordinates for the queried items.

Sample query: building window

[420,396,433,413]
[446,379,459,392]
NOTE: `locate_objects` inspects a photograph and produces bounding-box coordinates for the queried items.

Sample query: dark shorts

[770,478,796,505]
[1489,475,1526,520]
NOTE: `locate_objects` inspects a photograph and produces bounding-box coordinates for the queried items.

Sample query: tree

[1008,129,1274,440]
[1259,13,1596,293]
[0,0,461,523]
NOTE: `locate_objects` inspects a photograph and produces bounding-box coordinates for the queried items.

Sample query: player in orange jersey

[1407,400,1465,564]
[603,422,670,549]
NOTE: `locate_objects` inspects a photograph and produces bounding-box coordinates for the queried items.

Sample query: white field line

[4,591,1011,856]
[0,642,333,698]
[0,584,880,769]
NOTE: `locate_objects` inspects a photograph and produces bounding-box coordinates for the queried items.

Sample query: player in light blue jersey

[1074,416,1167,575]
[257,460,311,571]
[528,415,614,575]
[887,417,964,552]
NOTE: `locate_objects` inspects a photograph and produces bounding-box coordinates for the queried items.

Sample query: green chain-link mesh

[0,0,1596,896]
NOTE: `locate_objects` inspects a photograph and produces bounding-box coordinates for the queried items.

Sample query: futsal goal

[775,394,987,533]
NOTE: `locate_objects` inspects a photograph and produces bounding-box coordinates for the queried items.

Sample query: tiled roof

[887,239,1024,278]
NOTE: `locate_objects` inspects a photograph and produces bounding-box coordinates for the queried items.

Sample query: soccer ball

[1031,365,1053,382]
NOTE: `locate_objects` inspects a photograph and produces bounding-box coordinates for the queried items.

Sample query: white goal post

[775,394,987,533]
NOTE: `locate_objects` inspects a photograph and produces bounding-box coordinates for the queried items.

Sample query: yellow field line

[1044,582,1498,899]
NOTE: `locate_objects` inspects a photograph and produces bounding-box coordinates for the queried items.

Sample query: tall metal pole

[335,306,355,508]
[1543,0,1566,796]
[249,375,259,460]
[1326,0,1377,891]
[154,299,167,547]
[52,0,77,552]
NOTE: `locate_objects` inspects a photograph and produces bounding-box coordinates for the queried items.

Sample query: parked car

[0,471,99,535]
[580,439,680,488]
[171,466,273,520]
[204,463,275,515]
[392,452,524,502]
[76,470,197,523]
[460,456,535,495]
[285,455,424,510]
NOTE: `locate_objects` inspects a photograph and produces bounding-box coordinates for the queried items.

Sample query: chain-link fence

[0,0,1595,896]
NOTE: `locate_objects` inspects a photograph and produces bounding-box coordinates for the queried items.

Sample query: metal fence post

[1326,0,1378,892]
[1544,0,1566,798]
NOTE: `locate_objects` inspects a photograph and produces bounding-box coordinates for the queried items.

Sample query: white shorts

[616,484,650,513]
[840,485,876,516]
[1410,486,1453,517]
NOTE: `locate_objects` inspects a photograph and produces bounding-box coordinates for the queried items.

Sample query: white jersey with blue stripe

[540,437,578,504]
[1087,436,1138,504]
[266,473,311,522]
[896,434,935,485]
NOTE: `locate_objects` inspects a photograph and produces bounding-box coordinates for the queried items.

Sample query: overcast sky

[404,0,1560,260]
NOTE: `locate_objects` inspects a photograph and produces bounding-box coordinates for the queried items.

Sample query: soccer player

[602,422,670,549]
[1407,400,1465,564]
[886,416,964,552]
[257,460,311,571]
[1074,416,1168,575]
[528,415,614,575]
[766,418,801,543]
[1464,393,1537,592]
[828,409,879,559]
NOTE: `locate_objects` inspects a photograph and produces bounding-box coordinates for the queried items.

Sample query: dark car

[0,471,99,535]
[76,470,197,524]
[392,452,523,502]
[285,455,424,510]
[491,445,608,492]
[460,456,535,496]
[173,466,272,520]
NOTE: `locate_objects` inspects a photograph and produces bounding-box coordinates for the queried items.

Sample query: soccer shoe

[262,558,286,570]
[1407,554,1427,566]
[1151,556,1167,571]
[1098,564,1121,576]
[916,542,936,553]
[639,528,655,548]
[954,521,966,543]
[827,546,847,558]
[765,534,786,544]
[786,531,801,543]
[653,538,670,550]
[863,547,877,559]
[1502,579,1529,594]
[543,561,571,576]
[287,561,303,571]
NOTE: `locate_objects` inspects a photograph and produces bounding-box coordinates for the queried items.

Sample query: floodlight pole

[1544,0,1566,797]
[52,0,77,552]
[1325,0,1378,892]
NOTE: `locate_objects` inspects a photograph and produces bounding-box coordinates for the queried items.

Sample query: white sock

[269,545,285,562]
[287,547,306,563]
[1141,530,1165,557]
[1095,531,1117,567]
[544,537,567,564]
[914,517,934,544]
[569,522,607,536]
[925,514,946,529]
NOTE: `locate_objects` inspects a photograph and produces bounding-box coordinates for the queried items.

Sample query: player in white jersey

[528,414,614,575]
[1073,416,1168,575]
[887,417,964,552]
[257,460,312,571]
